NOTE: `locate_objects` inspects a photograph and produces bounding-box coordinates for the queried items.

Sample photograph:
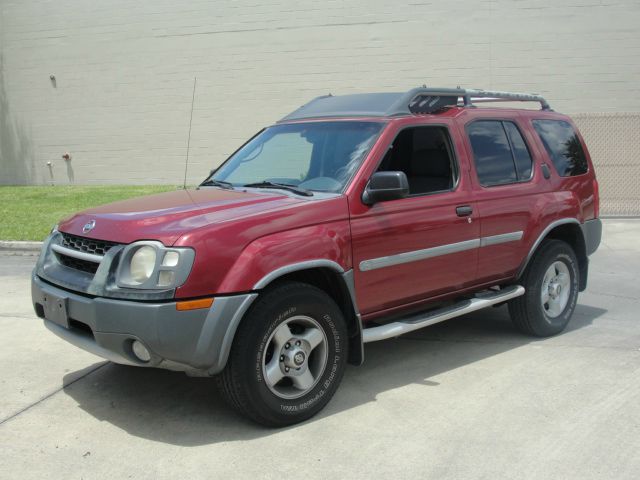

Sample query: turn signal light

[176,297,214,311]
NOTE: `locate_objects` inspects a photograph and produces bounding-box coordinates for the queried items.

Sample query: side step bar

[362,285,525,343]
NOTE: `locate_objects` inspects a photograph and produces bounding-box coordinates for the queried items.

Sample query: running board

[362,285,525,343]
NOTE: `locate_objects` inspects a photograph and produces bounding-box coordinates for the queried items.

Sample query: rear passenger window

[466,120,533,187]
[503,122,532,179]
[532,120,588,176]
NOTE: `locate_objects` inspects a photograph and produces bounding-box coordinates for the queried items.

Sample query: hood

[57,188,309,245]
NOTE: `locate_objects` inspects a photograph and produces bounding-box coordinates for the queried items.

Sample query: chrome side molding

[362,285,525,343]
[480,231,523,247]
[359,231,524,272]
[360,238,481,272]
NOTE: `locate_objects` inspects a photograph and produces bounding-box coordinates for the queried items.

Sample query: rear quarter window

[532,120,588,176]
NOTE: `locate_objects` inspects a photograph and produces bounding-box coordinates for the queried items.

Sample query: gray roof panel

[279,92,406,122]
[279,87,550,122]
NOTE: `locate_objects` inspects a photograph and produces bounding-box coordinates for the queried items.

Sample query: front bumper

[32,274,257,375]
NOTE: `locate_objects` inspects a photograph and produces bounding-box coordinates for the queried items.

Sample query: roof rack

[461,89,550,109]
[394,87,551,114]
[279,87,551,122]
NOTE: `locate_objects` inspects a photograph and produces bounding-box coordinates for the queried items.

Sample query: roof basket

[279,87,551,122]
[399,87,551,114]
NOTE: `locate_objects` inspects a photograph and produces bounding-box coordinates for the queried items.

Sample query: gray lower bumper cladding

[32,274,257,375]
[580,218,602,256]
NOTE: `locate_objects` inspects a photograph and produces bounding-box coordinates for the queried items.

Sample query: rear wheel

[216,281,348,427]
[509,239,579,337]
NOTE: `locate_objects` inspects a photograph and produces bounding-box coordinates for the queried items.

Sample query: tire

[216,281,348,427]
[509,239,580,337]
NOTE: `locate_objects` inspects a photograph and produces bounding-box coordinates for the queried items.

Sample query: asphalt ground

[1,219,638,479]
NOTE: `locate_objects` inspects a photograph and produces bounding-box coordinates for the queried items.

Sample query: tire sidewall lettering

[278,352,341,413]
[255,306,298,383]
[253,304,344,414]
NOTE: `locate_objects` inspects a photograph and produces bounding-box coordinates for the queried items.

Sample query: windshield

[209,121,384,193]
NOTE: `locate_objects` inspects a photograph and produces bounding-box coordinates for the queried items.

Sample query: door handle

[456,205,473,217]
[541,163,551,179]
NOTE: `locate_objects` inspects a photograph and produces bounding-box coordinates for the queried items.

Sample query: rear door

[460,111,549,284]
[350,120,480,316]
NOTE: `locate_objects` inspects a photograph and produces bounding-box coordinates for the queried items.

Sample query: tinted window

[467,121,517,186]
[532,120,588,176]
[503,122,532,179]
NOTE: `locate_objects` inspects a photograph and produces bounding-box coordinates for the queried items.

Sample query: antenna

[183,76,197,189]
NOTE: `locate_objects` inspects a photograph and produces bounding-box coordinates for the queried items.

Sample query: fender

[253,259,346,289]
[201,260,363,373]
[217,220,352,293]
[253,263,364,366]
[251,261,364,367]
[517,217,581,278]
[211,222,364,368]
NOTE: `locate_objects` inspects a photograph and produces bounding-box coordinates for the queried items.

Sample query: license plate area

[42,293,69,328]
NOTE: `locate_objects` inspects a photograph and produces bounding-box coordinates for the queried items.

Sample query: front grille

[60,232,120,256]
[57,254,100,274]
[56,233,122,275]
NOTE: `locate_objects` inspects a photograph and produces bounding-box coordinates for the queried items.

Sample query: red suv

[32,88,601,426]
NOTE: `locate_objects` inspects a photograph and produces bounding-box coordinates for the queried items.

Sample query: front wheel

[216,281,348,427]
[509,239,580,337]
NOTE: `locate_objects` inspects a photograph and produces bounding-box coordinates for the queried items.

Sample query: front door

[350,123,480,317]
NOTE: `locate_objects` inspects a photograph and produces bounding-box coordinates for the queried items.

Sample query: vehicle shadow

[62,303,606,446]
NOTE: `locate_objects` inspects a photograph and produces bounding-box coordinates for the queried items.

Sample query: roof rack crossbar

[461,89,551,110]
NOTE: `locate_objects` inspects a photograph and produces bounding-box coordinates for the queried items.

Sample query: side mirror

[362,171,409,205]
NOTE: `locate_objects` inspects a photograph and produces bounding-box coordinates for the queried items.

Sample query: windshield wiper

[199,178,234,190]
[242,181,313,197]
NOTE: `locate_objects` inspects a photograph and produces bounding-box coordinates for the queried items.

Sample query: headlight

[130,246,156,283]
[115,241,195,290]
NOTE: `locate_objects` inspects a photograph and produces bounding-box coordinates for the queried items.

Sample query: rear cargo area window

[377,126,457,196]
[532,120,588,177]
[466,120,533,187]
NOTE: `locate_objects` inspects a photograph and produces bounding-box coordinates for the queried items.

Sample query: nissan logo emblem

[82,220,96,233]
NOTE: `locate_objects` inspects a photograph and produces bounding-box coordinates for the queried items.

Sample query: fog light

[132,340,151,362]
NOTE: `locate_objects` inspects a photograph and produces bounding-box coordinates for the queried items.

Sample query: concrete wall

[1,0,639,213]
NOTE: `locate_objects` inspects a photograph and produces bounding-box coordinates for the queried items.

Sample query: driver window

[378,126,457,196]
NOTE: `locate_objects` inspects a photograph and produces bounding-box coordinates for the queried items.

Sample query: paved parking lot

[1,220,639,479]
